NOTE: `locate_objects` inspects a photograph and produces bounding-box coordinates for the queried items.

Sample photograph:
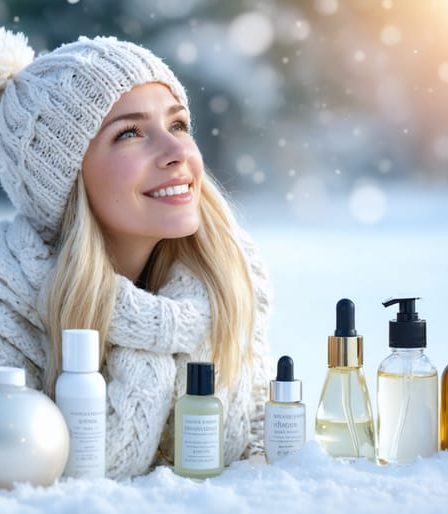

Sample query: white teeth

[149,183,189,198]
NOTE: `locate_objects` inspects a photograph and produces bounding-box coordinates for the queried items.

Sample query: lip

[143,177,193,196]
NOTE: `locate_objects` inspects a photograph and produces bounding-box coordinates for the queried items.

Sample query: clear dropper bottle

[315,298,375,460]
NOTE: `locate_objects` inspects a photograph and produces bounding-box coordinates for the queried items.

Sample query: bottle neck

[390,348,424,355]
[270,380,302,402]
[328,336,363,367]
[62,368,97,373]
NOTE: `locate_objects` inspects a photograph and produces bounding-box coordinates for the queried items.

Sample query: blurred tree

[1,0,448,207]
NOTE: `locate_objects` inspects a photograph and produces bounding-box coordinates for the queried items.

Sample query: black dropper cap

[271,355,302,402]
[276,355,295,381]
[383,297,426,348]
[335,298,357,337]
[186,362,215,395]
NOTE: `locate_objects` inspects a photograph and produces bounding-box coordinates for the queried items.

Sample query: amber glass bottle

[441,366,448,450]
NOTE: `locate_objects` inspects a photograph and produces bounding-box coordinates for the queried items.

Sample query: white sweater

[0,214,271,479]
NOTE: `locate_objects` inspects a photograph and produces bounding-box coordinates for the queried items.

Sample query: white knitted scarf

[0,213,271,479]
[0,213,215,478]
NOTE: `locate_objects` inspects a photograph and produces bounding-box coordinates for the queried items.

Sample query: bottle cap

[62,329,100,372]
[0,366,26,386]
[186,362,215,395]
[383,297,426,348]
[328,298,363,367]
[270,356,302,402]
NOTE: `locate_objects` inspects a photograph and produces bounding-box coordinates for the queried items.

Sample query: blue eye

[171,120,190,134]
[114,124,142,141]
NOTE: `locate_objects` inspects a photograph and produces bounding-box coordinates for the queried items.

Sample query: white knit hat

[0,29,189,241]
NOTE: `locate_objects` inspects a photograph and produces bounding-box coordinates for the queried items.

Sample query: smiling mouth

[144,184,191,198]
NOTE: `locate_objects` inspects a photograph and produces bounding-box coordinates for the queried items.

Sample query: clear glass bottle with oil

[315,299,375,460]
[377,298,438,464]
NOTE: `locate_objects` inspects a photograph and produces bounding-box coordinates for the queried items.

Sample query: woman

[0,28,271,479]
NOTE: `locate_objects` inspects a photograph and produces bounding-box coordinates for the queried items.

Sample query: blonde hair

[43,172,255,396]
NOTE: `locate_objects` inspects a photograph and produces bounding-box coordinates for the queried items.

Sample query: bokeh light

[227,11,274,56]
[349,184,387,224]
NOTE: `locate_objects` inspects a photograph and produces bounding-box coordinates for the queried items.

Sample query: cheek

[187,145,204,181]
[87,153,143,196]
[83,153,145,225]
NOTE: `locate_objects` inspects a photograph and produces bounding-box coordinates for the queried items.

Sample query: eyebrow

[99,104,187,133]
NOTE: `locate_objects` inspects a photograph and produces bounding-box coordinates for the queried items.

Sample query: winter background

[1,0,448,512]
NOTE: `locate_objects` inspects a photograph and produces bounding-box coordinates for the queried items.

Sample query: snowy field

[2,443,448,514]
[1,185,448,513]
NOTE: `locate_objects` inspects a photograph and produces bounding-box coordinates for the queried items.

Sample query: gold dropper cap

[328,335,363,368]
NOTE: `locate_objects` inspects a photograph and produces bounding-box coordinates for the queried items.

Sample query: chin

[161,220,200,240]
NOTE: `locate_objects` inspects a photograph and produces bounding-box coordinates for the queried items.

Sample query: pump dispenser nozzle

[383,297,426,348]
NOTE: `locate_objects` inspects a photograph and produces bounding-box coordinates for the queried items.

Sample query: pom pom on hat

[0,27,35,91]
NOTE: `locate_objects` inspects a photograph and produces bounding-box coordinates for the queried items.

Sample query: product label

[182,414,220,470]
[58,397,106,478]
[264,405,305,462]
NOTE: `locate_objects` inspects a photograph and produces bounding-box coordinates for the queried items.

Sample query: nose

[154,131,187,169]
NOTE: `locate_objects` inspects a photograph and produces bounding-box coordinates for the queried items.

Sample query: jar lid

[0,366,26,386]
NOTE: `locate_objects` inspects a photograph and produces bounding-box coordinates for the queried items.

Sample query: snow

[2,185,448,512]
[2,443,448,514]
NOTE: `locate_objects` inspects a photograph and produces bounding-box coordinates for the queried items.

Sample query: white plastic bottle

[264,355,306,463]
[55,329,106,478]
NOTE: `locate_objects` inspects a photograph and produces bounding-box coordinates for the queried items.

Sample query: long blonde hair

[43,172,255,396]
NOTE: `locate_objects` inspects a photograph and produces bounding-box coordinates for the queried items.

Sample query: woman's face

[82,82,203,247]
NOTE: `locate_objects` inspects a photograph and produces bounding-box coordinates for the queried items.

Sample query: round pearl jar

[0,366,69,489]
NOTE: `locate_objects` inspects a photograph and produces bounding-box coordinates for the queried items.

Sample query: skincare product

[377,297,438,464]
[315,298,375,459]
[0,366,69,489]
[264,355,306,463]
[55,329,106,478]
[174,362,223,478]
[442,365,448,450]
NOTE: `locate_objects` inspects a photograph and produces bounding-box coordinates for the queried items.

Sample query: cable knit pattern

[105,348,176,479]
[110,264,211,353]
[0,214,271,479]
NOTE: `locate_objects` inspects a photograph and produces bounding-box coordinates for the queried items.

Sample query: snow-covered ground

[1,185,448,513]
[1,444,448,514]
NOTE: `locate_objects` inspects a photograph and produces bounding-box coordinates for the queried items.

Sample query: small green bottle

[174,362,224,478]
